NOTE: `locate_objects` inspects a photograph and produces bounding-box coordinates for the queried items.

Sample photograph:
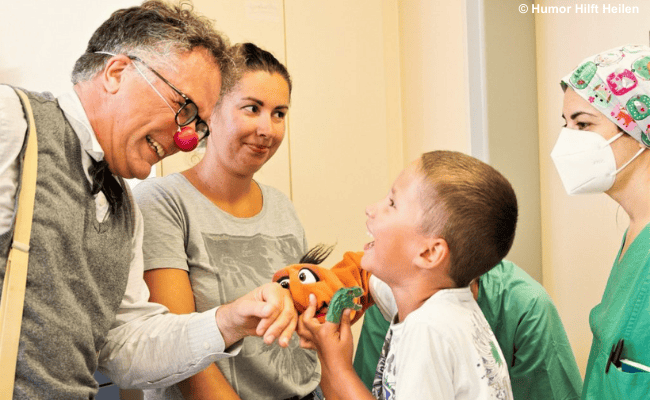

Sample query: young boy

[353,260,583,399]
[299,150,518,400]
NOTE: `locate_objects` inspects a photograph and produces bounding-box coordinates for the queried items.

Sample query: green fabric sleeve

[353,304,391,390]
[478,260,583,399]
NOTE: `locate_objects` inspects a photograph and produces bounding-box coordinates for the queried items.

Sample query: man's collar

[57,88,105,162]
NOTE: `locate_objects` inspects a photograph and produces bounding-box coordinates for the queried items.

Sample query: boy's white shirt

[368,276,513,400]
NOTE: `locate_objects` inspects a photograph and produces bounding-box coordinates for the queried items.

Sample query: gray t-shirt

[133,173,319,400]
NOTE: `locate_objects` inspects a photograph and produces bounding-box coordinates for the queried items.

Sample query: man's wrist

[186,307,228,357]
[215,304,241,348]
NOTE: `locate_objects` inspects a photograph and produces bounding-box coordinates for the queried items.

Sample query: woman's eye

[277,277,290,289]
[273,110,286,119]
[243,105,259,113]
[576,122,590,130]
[298,268,319,284]
[388,198,395,207]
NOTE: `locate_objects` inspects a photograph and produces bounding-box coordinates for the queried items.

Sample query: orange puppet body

[272,249,373,323]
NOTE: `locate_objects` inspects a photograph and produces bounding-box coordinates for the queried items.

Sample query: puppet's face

[273,264,350,322]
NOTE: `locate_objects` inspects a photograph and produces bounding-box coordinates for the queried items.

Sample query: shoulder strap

[0,88,39,399]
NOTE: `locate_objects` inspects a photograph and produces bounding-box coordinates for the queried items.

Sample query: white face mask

[551,127,645,195]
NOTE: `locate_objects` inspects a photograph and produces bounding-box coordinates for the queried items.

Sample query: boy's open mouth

[364,230,375,251]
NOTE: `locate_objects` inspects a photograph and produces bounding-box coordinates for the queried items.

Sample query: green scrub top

[582,224,650,399]
[354,303,390,390]
[478,260,582,399]
[353,260,583,399]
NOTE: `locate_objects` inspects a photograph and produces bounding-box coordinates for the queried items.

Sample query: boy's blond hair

[418,151,518,287]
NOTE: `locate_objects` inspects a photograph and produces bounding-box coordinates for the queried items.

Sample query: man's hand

[215,282,297,348]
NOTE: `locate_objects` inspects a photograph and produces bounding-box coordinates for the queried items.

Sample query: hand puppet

[326,286,363,323]
[272,245,373,323]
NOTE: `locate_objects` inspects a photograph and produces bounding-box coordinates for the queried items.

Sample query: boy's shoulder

[392,287,512,398]
[400,288,503,359]
[421,287,478,312]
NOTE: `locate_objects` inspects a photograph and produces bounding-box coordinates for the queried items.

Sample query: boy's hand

[216,282,297,348]
[297,293,318,349]
[299,294,354,368]
[300,293,376,400]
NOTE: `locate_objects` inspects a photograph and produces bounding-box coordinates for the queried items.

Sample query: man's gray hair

[71,1,231,84]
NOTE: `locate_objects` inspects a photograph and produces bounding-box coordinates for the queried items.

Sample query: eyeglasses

[127,55,209,140]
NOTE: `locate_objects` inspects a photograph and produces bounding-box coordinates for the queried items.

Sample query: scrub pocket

[603,364,650,398]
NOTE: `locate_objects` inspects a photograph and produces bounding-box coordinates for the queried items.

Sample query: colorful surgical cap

[561,44,650,147]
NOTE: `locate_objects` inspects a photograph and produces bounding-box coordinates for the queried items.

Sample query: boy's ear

[414,236,449,270]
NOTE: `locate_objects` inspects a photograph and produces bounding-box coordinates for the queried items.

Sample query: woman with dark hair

[551,44,650,398]
[134,43,321,400]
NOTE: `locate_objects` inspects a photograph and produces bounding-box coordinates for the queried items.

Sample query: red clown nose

[174,126,199,152]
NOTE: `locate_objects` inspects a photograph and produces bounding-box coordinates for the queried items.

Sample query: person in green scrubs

[551,44,650,399]
[353,260,583,399]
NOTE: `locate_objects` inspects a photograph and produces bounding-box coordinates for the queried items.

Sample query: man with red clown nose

[0,2,298,398]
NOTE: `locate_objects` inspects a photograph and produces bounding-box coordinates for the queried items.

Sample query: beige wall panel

[535,0,646,374]
[382,0,406,181]
[160,0,292,197]
[483,2,542,282]
[397,0,471,160]
[284,0,401,264]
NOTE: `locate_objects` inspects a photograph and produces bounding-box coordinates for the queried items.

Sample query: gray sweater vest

[0,90,132,399]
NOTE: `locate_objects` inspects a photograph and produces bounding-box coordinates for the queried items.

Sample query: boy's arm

[320,361,371,400]
[299,295,375,400]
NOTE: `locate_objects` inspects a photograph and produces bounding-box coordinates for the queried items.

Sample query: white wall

[0,0,139,94]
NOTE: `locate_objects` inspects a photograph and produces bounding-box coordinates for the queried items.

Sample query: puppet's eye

[277,277,290,289]
[298,268,319,284]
